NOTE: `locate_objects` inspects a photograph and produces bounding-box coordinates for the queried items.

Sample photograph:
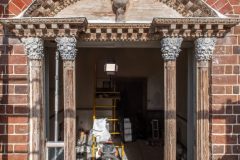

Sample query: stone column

[161,37,183,160]
[194,38,216,160]
[55,37,77,160]
[22,37,45,160]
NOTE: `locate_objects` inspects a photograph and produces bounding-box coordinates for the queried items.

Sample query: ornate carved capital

[160,38,183,61]
[195,38,217,61]
[21,37,44,60]
[55,37,77,61]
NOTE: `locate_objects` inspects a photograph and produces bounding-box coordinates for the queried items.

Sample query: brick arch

[0,0,32,17]
[22,0,219,17]
[205,0,240,16]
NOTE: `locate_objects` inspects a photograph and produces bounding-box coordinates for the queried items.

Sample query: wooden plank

[63,61,76,160]
[196,61,209,160]
[164,61,176,160]
[29,60,45,160]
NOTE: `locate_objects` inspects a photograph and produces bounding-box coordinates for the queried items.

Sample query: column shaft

[22,37,45,160]
[194,38,216,160]
[63,61,76,160]
[164,61,176,160]
[161,37,183,160]
[196,61,209,160]
[56,37,77,160]
[29,60,45,160]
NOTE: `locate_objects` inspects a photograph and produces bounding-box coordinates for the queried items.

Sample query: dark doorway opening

[116,78,148,139]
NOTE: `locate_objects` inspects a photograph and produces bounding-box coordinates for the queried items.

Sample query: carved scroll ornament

[21,37,44,60]
[112,0,129,22]
[160,37,183,61]
[55,37,77,61]
[195,38,217,61]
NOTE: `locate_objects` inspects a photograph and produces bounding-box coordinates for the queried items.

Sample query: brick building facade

[0,0,239,160]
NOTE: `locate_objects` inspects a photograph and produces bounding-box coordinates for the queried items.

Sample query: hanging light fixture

[104,60,118,75]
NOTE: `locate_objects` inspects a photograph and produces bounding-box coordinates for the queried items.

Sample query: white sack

[92,118,111,142]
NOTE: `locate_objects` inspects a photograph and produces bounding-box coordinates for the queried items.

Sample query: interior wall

[75,48,165,131]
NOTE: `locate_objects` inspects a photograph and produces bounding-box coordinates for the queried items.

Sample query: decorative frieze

[160,38,183,61]
[55,37,77,61]
[194,38,217,61]
[3,17,239,40]
[21,37,44,60]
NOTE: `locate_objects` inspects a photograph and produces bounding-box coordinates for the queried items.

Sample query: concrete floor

[124,140,163,160]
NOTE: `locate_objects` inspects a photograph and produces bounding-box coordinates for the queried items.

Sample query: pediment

[23,0,221,21]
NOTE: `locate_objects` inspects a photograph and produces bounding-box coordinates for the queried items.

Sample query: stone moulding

[1,17,240,41]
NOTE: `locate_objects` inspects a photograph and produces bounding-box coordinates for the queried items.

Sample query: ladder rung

[96,105,116,108]
[96,97,120,99]
[110,132,121,135]
[107,119,119,121]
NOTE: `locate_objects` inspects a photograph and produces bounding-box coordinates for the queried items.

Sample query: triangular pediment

[22,0,221,21]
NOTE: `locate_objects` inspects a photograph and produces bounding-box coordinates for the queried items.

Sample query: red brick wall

[0,0,32,17]
[204,0,240,160]
[0,26,29,160]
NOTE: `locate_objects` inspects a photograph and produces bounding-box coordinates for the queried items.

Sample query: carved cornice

[56,37,77,61]
[160,38,183,61]
[2,17,87,37]
[1,17,239,41]
[23,0,217,17]
[21,37,44,60]
[152,18,240,37]
[194,38,217,61]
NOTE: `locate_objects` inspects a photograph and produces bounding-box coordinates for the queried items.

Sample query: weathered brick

[15,85,27,94]
[233,46,240,54]
[226,86,233,94]
[11,0,25,10]
[225,65,232,74]
[212,0,228,9]
[14,106,29,114]
[212,95,238,104]
[212,66,224,74]
[13,45,25,54]
[0,125,5,134]
[233,125,240,133]
[212,145,224,154]
[15,125,28,134]
[215,55,238,64]
[1,95,27,104]
[8,2,21,15]
[212,115,236,124]
[212,86,225,94]
[212,75,237,85]
[216,36,238,45]
[219,3,233,14]
[14,65,27,74]
[0,115,28,123]
[14,144,28,153]
[232,145,240,154]
[212,135,237,144]
[233,86,239,94]
[229,0,240,5]
[233,6,240,14]
[0,154,28,160]
[212,125,232,134]
[233,65,239,74]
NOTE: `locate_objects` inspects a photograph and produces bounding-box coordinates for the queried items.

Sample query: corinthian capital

[21,37,44,60]
[195,38,217,61]
[55,37,77,61]
[160,37,183,61]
